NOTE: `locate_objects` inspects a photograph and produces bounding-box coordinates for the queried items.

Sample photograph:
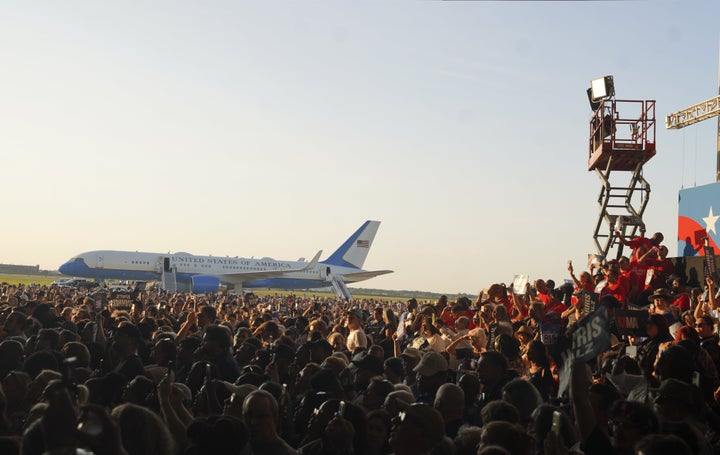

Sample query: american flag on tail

[356,240,370,248]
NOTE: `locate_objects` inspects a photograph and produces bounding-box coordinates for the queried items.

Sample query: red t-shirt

[627,237,654,264]
[547,302,568,316]
[536,292,552,306]
[644,258,676,291]
[600,275,630,304]
[671,295,690,311]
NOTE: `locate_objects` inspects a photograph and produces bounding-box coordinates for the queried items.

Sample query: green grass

[0,274,59,286]
[0,274,407,301]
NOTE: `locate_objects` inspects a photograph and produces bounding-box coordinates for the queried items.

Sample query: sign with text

[614,309,649,337]
[109,291,133,310]
[557,306,611,396]
[512,274,529,295]
[575,290,599,316]
[704,244,717,281]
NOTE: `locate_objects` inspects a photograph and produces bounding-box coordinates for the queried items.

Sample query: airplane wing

[219,250,322,284]
[341,269,394,283]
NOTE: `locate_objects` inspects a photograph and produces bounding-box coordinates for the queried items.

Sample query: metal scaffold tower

[588,93,657,259]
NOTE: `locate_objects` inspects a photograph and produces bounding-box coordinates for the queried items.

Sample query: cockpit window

[73,258,86,263]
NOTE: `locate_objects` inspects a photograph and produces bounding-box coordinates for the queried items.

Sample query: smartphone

[338,400,346,418]
[625,346,637,358]
[692,371,700,387]
[77,414,103,436]
[205,363,213,382]
[91,323,98,343]
[551,410,561,435]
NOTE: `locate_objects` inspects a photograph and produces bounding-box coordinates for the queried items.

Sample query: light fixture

[590,76,615,102]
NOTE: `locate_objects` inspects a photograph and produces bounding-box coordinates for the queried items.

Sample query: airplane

[57,220,392,299]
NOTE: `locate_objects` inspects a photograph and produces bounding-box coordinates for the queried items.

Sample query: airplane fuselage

[60,250,364,288]
[58,220,392,295]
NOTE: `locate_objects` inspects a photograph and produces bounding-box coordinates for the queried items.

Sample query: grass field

[0,274,410,301]
[0,274,58,286]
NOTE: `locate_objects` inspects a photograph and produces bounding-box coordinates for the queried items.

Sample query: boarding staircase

[588,99,656,259]
[161,266,178,293]
[329,274,353,301]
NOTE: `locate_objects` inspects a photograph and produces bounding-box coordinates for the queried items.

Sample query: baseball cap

[400,347,422,362]
[413,351,448,377]
[351,352,384,375]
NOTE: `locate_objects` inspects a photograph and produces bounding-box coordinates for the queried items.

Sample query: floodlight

[590,76,614,102]
[586,88,600,111]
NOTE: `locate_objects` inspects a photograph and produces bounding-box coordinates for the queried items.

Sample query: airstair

[161,265,178,293]
[588,99,656,259]
[329,274,353,301]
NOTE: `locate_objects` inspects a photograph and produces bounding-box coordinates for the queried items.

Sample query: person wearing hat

[514,324,534,356]
[389,401,446,455]
[412,351,448,405]
[345,309,367,355]
[648,288,675,325]
[351,351,384,393]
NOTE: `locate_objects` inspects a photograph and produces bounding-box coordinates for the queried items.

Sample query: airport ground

[0,273,427,302]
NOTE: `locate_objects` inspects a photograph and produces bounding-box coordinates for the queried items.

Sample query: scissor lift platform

[589,99,656,258]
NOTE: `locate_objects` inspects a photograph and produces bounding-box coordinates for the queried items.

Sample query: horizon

[2,1,720,294]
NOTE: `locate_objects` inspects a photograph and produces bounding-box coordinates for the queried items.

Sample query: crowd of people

[0,230,719,455]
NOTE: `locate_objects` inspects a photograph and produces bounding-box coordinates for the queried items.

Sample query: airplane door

[97,254,104,269]
[164,258,170,272]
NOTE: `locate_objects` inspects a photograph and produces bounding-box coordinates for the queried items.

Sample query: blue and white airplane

[58,220,392,297]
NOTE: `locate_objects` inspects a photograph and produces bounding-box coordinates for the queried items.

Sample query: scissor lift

[589,99,656,258]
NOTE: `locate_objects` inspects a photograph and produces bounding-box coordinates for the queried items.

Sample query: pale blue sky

[1,1,719,294]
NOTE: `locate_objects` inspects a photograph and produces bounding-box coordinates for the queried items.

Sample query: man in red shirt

[642,245,675,292]
[534,279,553,306]
[615,230,664,264]
[546,289,568,316]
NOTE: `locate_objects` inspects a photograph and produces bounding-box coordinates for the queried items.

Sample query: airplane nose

[58,261,73,275]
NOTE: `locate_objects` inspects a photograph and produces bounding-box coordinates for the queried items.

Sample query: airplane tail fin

[322,220,381,269]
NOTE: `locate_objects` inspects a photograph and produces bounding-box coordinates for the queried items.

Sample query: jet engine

[190,276,221,294]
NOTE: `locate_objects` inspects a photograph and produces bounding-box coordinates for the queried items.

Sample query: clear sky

[2,1,719,294]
